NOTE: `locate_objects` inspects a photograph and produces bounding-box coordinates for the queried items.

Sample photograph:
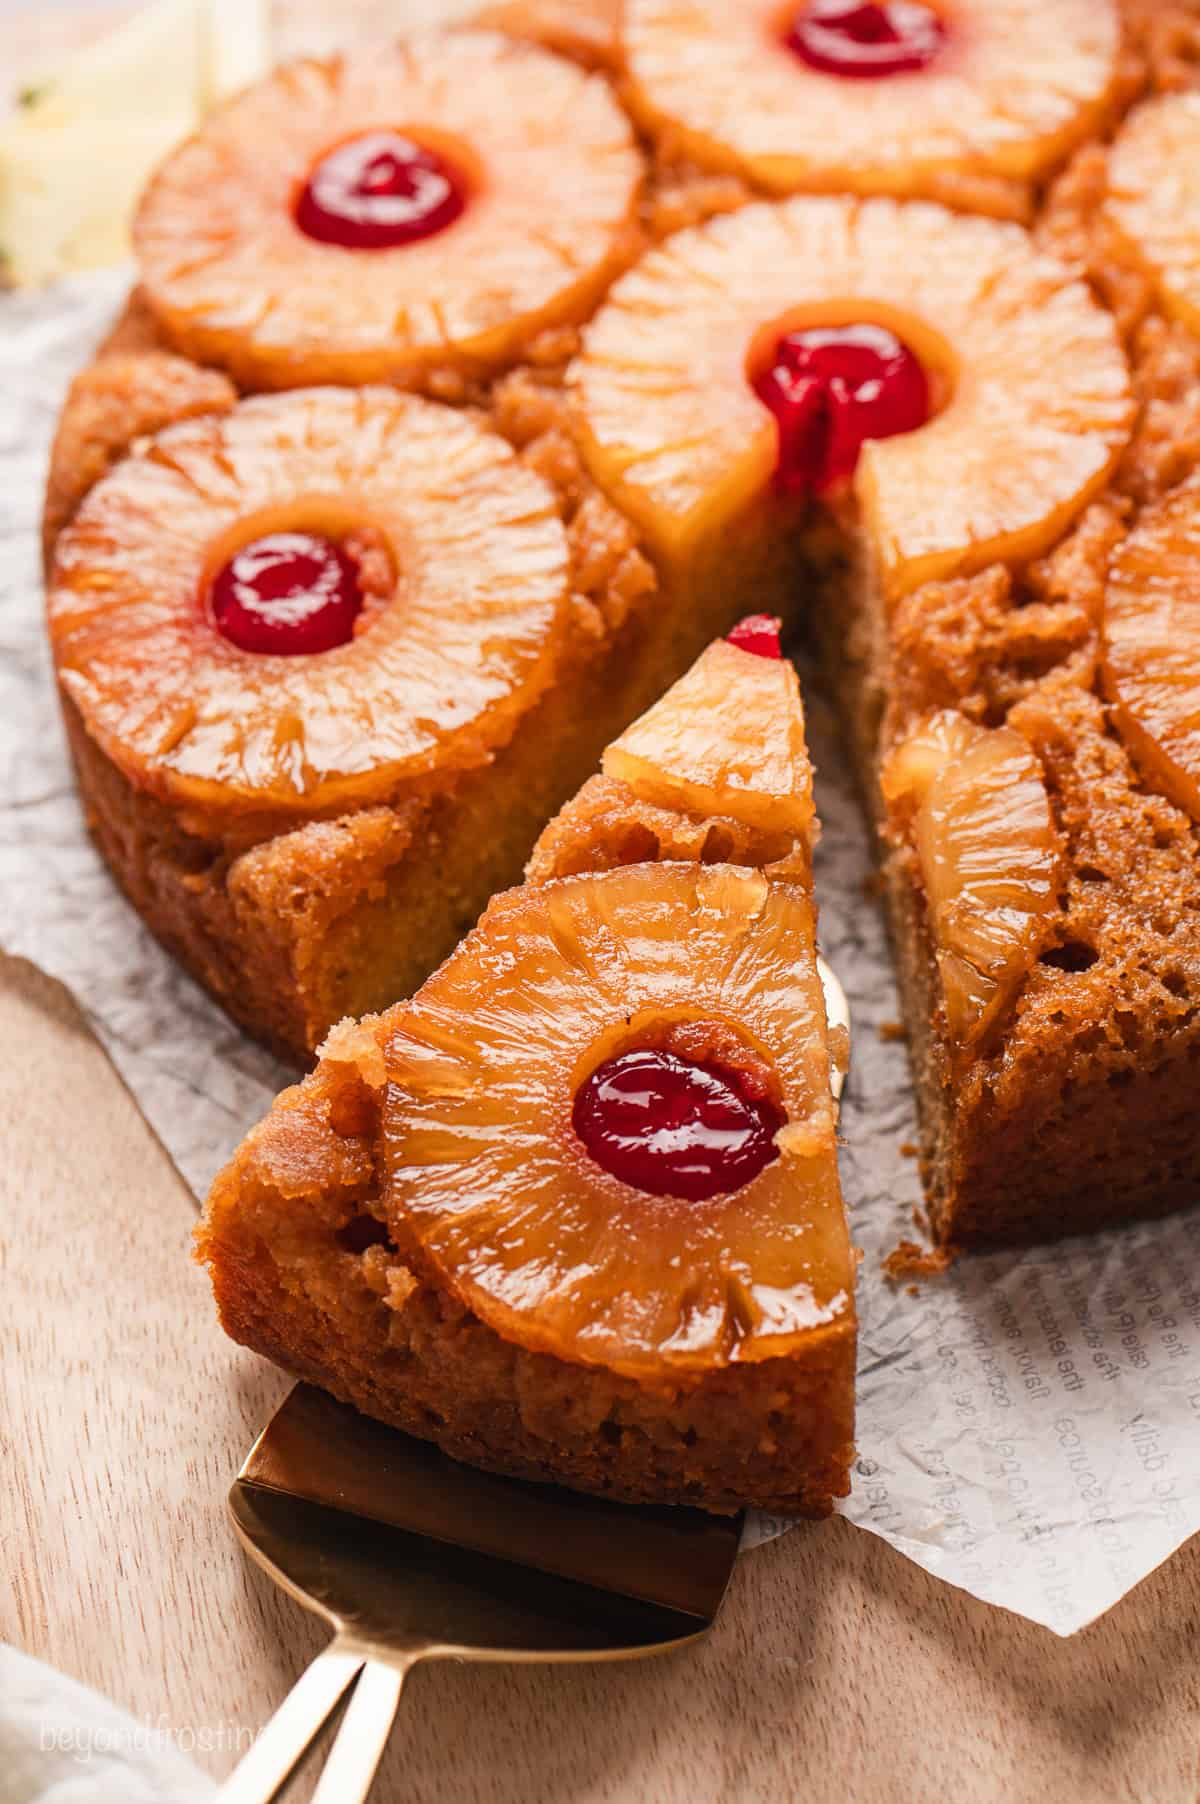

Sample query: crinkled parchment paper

[4,273,1200,1635]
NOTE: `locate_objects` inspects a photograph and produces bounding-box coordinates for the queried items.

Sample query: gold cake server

[215,1384,742,1803]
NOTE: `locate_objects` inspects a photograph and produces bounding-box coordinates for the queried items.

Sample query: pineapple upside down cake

[198,622,858,1514]
[39,0,1200,1507]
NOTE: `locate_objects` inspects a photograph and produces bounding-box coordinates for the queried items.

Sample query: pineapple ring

[882,711,1063,1047]
[1103,471,1200,821]
[570,196,1133,596]
[622,0,1120,203]
[1107,92,1200,337]
[47,387,570,838]
[380,861,852,1377]
[133,32,643,391]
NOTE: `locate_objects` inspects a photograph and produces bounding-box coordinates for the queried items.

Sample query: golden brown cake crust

[198,994,855,1516]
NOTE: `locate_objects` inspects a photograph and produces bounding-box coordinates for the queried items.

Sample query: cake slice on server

[197,619,856,1515]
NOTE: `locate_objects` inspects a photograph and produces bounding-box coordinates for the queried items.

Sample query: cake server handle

[309,1657,410,1803]
[215,1644,365,1803]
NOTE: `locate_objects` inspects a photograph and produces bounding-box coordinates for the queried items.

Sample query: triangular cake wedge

[197,619,855,1515]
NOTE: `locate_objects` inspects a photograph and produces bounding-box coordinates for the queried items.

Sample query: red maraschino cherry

[786,1,946,78]
[753,322,930,494]
[210,531,362,654]
[296,130,467,249]
[573,1047,783,1200]
[727,614,783,659]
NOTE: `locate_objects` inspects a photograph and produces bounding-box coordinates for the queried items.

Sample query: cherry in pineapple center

[786,1,946,77]
[754,323,930,494]
[296,130,467,249]
[210,532,364,655]
[573,1046,784,1200]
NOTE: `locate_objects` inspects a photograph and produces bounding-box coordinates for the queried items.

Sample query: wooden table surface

[4,4,1200,1800]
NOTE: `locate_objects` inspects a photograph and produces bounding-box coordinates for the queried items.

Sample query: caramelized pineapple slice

[603,631,813,833]
[883,711,1063,1046]
[622,0,1119,205]
[47,388,569,842]
[1107,92,1200,337]
[134,32,643,390]
[380,861,850,1377]
[1103,471,1200,819]
[570,197,1132,597]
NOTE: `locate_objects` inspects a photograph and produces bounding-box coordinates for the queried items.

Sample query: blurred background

[2,0,456,78]
[0,0,479,285]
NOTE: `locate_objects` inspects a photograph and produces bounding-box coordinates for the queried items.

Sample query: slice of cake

[197,621,856,1514]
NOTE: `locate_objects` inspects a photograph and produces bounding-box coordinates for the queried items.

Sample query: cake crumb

[900,1141,919,1158]
[317,1017,388,1090]
[883,1239,955,1284]
[878,1020,908,1043]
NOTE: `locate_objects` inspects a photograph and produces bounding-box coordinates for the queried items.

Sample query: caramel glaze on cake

[48,1,1200,1254]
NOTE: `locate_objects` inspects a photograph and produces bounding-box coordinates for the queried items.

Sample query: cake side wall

[810,458,1200,1249]
[197,1052,856,1516]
